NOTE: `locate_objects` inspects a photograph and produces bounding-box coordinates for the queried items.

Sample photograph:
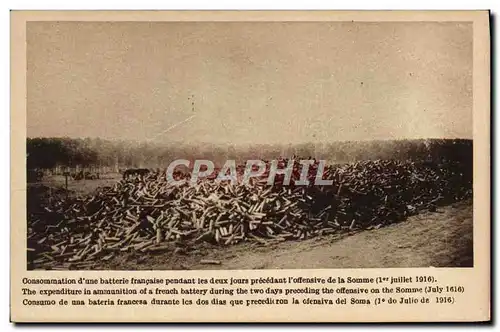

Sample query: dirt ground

[96,199,473,270]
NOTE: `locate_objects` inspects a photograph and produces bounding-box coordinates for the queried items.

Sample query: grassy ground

[29,173,122,197]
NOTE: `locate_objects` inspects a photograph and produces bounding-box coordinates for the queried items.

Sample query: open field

[28,173,123,197]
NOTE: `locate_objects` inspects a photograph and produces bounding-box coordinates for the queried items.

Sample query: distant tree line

[27,137,99,169]
[26,137,473,171]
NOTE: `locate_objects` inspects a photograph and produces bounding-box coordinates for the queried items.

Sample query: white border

[4,1,497,331]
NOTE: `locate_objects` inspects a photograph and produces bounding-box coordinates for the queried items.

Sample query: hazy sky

[27,21,472,145]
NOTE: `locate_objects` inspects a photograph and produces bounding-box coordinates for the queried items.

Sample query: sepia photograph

[26,20,474,271]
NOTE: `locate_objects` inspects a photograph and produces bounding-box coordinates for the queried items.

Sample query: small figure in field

[122,168,150,181]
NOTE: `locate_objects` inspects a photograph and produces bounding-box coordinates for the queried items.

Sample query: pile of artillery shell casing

[27,159,472,270]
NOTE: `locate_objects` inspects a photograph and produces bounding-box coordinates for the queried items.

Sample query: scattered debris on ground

[27,159,472,270]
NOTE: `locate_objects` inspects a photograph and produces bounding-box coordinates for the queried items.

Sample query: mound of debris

[27,159,472,270]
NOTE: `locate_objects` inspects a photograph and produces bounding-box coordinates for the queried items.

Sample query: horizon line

[26,136,473,146]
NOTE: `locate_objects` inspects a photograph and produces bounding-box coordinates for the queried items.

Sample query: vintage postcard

[10,10,490,322]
